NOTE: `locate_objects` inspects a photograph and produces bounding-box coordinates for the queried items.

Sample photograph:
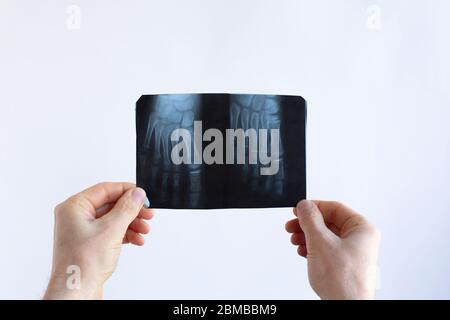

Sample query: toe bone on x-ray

[136,93,306,209]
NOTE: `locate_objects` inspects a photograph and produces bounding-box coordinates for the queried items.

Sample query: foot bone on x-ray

[136,93,306,209]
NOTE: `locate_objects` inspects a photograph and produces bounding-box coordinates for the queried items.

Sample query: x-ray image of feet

[136,93,306,209]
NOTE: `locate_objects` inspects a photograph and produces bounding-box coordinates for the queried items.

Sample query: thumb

[103,187,147,232]
[296,200,331,243]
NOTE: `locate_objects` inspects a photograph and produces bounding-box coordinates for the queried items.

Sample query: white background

[1,0,449,299]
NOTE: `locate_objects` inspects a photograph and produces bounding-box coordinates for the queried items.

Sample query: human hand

[44,182,153,300]
[286,200,380,300]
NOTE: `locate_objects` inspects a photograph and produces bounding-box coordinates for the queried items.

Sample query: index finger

[74,182,135,210]
[312,200,367,229]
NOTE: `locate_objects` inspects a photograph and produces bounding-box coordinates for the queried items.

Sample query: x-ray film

[136,94,306,209]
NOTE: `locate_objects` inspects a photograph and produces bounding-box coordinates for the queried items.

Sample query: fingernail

[143,196,151,209]
[297,200,314,212]
[131,188,146,205]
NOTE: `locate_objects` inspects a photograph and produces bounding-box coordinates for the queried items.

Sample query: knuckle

[53,202,64,216]
[54,195,88,216]
[93,181,110,188]
[54,197,76,215]
[346,214,367,228]
[66,195,85,208]
[354,213,368,224]
[330,200,343,207]
[367,225,381,240]
[326,200,344,210]
[332,201,350,215]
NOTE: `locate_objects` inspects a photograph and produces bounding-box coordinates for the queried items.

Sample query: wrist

[349,265,377,300]
[327,274,376,300]
[317,265,377,300]
[319,284,374,300]
[44,263,102,300]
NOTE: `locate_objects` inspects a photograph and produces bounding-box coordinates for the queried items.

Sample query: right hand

[286,200,380,299]
[44,182,153,299]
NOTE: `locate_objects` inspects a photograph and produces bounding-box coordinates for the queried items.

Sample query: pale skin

[44,182,380,300]
[285,200,380,299]
[44,182,154,299]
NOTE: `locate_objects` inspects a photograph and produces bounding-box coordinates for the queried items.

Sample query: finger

[291,233,305,245]
[123,229,145,246]
[129,218,150,234]
[296,200,328,235]
[297,245,307,258]
[313,200,368,229]
[293,206,297,216]
[75,182,135,210]
[138,208,154,220]
[285,219,303,233]
[102,188,147,233]
[97,204,154,220]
